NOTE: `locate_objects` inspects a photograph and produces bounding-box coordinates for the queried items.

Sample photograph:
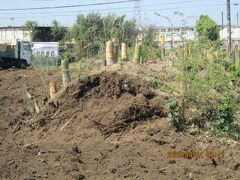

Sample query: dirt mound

[0,68,61,140]
[1,66,240,180]
[31,71,166,138]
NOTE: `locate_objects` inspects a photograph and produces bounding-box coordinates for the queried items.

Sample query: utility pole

[227,0,232,57]
[237,12,239,26]
[234,3,239,26]
[222,11,224,29]
[134,0,142,29]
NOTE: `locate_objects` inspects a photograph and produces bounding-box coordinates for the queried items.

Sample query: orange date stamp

[167,151,224,159]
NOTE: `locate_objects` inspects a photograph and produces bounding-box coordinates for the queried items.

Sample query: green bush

[160,39,240,139]
[210,102,239,140]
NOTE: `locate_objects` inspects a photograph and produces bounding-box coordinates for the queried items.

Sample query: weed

[164,98,185,131]
[148,75,161,89]
[68,59,101,79]
[31,123,38,130]
[210,102,239,140]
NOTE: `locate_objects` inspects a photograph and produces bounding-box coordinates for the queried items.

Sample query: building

[0,26,29,45]
[155,26,196,48]
[219,25,240,48]
[155,25,240,48]
[0,26,53,45]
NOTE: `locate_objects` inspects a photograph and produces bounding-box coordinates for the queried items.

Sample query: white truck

[0,40,31,69]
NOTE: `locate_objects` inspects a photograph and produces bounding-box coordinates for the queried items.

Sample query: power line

[0,0,216,15]
[0,0,139,11]
[0,3,227,19]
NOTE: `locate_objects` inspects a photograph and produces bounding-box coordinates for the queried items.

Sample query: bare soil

[0,66,240,180]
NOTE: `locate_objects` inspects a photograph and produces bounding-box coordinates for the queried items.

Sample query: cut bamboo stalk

[112,38,119,63]
[121,43,128,62]
[226,50,230,63]
[188,45,192,56]
[234,47,238,65]
[179,47,186,123]
[26,92,40,113]
[162,48,166,59]
[232,49,236,64]
[34,100,40,113]
[184,45,189,60]
[237,49,240,69]
[61,58,71,87]
[114,43,119,63]
[207,50,212,61]
[106,40,114,66]
[159,48,162,60]
[133,43,142,64]
[49,80,57,99]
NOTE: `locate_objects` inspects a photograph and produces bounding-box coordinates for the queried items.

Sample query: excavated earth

[0,66,240,180]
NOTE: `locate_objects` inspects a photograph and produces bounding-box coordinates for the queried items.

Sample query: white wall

[220,27,240,40]
[0,27,30,45]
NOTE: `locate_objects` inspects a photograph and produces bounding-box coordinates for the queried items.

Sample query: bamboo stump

[61,58,71,87]
[121,43,128,62]
[133,43,142,64]
[162,48,166,57]
[49,80,57,99]
[106,41,114,66]
[237,49,240,69]
[114,43,119,63]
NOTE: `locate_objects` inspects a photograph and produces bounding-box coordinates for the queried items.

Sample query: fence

[31,56,60,71]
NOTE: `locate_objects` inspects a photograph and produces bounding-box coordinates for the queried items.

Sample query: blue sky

[0,0,239,27]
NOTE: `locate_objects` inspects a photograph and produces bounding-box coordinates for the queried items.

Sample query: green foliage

[66,13,138,59]
[123,19,138,47]
[22,20,39,41]
[51,20,67,42]
[31,56,59,71]
[130,46,162,63]
[164,98,185,131]
[170,39,240,139]
[31,123,38,130]
[68,59,101,79]
[142,26,158,47]
[210,102,239,140]
[70,13,103,45]
[102,14,124,42]
[195,15,220,41]
[149,75,161,89]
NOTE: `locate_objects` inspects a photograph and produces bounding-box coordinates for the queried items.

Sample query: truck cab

[16,40,31,65]
[0,39,31,69]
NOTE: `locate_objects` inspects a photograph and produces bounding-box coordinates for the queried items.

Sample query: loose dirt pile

[30,71,166,138]
[0,68,61,140]
[1,66,240,180]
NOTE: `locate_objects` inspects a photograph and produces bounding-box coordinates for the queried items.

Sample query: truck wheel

[0,60,8,69]
[0,59,3,69]
[19,60,27,69]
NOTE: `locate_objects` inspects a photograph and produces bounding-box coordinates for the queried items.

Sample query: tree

[123,19,138,47]
[51,20,67,42]
[70,13,103,44]
[142,26,158,47]
[22,20,39,41]
[65,13,138,58]
[102,14,125,42]
[195,15,220,41]
[66,13,104,58]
